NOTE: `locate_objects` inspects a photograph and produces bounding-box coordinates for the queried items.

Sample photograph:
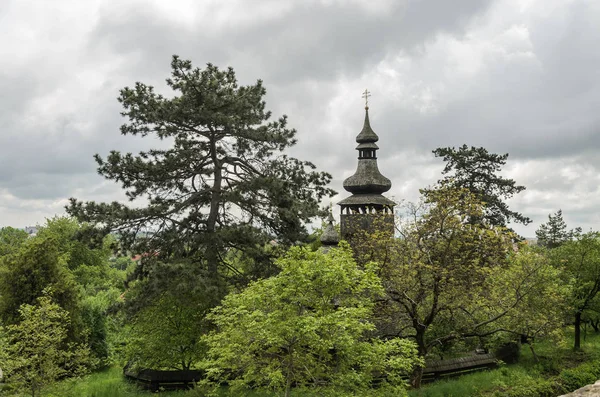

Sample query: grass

[9,329,600,397]
[41,367,300,397]
[408,328,600,397]
[43,367,189,397]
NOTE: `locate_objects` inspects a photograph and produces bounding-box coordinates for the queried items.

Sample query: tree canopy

[202,244,420,397]
[428,145,531,229]
[67,56,335,281]
[536,209,572,249]
[356,185,565,386]
[552,232,600,350]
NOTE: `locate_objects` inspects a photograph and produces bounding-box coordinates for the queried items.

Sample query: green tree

[429,145,531,228]
[66,56,335,282]
[202,245,420,397]
[370,186,513,386]
[0,227,29,256]
[124,262,214,371]
[473,246,569,361]
[536,209,572,249]
[360,186,564,386]
[0,236,79,327]
[552,232,600,350]
[0,293,92,397]
[0,218,120,364]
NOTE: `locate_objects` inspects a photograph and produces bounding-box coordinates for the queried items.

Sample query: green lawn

[20,329,600,397]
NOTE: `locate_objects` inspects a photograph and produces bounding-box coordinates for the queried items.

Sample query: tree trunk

[284,362,292,397]
[411,366,424,389]
[206,136,222,280]
[285,378,291,397]
[574,312,582,350]
[410,329,427,389]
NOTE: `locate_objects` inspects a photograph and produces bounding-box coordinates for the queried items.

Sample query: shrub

[558,365,598,393]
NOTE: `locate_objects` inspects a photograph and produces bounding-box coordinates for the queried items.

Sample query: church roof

[320,212,340,246]
[355,107,379,143]
[342,106,392,195]
[338,193,395,207]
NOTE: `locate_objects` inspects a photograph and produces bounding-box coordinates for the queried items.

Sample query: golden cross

[362,89,371,107]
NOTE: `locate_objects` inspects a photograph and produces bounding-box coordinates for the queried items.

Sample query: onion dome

[342,107,392,195]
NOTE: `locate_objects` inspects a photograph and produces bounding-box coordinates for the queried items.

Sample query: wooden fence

[422,353,498,382]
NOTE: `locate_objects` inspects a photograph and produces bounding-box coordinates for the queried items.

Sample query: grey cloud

[88,0,494,84]
[2,0,599,238]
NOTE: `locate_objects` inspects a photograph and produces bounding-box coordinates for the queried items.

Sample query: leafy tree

[124,262,214,371]
[428,145,531,228]
[367,186,512,386]
[0,236,79,327]
[66,56,335,282]
[0,227,29,256]
[552,232,600,350]
[475,246,569,361]
[36,218,109,272]
[359,186,563,386]
[202,245,421,397]
[0,218,120,364]
[0,293,92,397]
[536,209,572,249]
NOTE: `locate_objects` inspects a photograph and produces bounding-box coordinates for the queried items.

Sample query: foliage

[370,187,512,351]
[0,217,126,367]
[124,262,214,371]
[0,227,29,256]
[66,55,335,282]
[428,145,531,228]
[358,186,567,387]
[202,244,421,397]
[535,210,572,249]
[478,246,569,360]
[0,293,92,397]
[80,288,125,366]
[0,235,80,327]
[37,218,126,364]
[409,331,600,397]
[552,232,600,350]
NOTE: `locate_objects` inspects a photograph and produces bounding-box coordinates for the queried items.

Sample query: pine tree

[66,56,335,282]
[536,209,571,249]
[427,145,531,229]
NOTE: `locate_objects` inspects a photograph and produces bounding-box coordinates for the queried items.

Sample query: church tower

[338,91,395,241]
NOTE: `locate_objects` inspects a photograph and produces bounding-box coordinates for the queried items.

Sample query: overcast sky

[1,0,599,237]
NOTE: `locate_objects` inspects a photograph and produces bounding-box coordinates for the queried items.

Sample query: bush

[1,293,93,397]
[502,379,557,397]
[557,365,599,393]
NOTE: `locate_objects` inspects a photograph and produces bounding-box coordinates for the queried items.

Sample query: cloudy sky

[1,0,599,237]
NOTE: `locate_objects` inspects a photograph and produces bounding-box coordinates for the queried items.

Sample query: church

[321,90,395,249]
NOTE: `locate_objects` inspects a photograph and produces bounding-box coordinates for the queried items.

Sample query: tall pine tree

[67,56,335,282]
[427,145,531,229]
